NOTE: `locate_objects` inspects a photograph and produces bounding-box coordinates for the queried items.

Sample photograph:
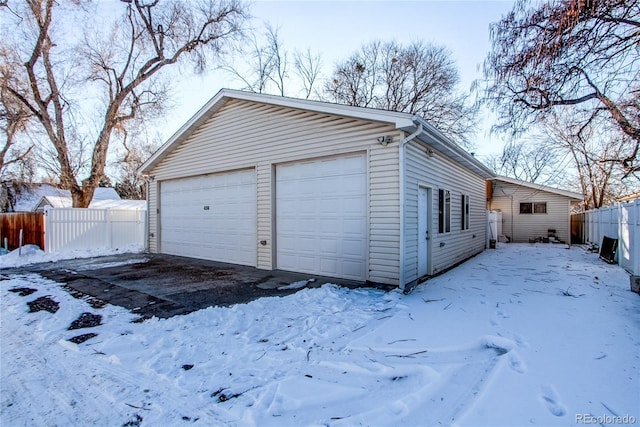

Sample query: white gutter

[398,123,423,292]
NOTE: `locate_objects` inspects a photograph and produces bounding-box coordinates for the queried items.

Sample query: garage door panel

[160,169,256,266]
[320,239,338,254]
[343,239,365,257]
[343,218,366,234]
[276,154,367,281]
[319,258,338,274]
[316,217,336,232]
[342,260,365,278]
[343,197,367,214]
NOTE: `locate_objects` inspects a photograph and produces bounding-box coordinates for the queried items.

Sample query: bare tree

[293,48,322,99]
[325,40,477,147]
[111,126,162,200]
[0,46,34,179]
[546,114,632,209]
[324,41,382,108]
[265,25,287,96]
[1,0,248,207]
[486,138,561,184]
[483,0,640,177]
[220,27,276,94]
[222,23,325,100]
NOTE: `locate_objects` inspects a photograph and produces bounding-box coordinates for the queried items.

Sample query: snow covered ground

[1,244,638,426]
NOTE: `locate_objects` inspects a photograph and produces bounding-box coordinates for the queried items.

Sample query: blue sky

[167,0,516,158]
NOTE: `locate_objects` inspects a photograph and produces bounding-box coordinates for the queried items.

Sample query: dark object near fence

[0,212,45,250]
[599,236,618,264]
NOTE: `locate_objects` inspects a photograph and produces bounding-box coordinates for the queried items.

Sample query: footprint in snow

[508,352,526,374]
[540,384,567,417]
[514,333,529,348]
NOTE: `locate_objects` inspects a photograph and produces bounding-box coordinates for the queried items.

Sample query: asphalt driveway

[4,253,376,318]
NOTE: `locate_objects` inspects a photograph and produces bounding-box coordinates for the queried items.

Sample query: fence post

[106,208,112,249]
[44,208,51,253]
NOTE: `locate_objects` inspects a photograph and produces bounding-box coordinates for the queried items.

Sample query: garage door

[276,154,367,280]
[160,169,256,266]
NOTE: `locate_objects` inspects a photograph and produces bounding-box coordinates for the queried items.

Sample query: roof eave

[404,116,495,179]
[138,91,232,175]
[138,89,415,175]
[490,176,583,200]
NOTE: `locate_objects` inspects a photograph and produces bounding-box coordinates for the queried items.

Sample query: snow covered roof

[139,89,494,179]
[90,199,146,210]
[37,195,73,209]
[91,187,121,201]
[9,184,122,212]
[10,183,68,212]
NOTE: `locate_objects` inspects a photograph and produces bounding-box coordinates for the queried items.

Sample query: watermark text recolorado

[576,414,636,425]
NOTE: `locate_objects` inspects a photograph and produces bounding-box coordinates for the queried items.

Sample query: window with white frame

[461,194,470,230]
[520,202,547,214]
[438,189,451,233]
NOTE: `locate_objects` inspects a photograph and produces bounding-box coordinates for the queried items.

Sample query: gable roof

[138,89,494,179]
[490,176,583,200]
[9,184,121,212]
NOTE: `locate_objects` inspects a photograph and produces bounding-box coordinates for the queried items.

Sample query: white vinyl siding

[403,141,486,282]
[369,145,400,284]
[490,181,573,243]
[147,99,401,284]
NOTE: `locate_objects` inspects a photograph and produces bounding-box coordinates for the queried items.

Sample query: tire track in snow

[1,276,150,426]
[1,315,116,426]
[242,337,519,426]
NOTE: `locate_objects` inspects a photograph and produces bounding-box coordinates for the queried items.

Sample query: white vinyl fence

[487,210,502,247]
[576,200,639,276]
[44,208,146,253]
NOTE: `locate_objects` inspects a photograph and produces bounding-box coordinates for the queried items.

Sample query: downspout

[399,123,423,293]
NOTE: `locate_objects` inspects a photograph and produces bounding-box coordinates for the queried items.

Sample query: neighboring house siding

[404,142,486,281]
[146,99,402,284]
[490,181,571,243]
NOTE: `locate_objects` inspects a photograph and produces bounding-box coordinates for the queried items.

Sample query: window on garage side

[461,194,470,230]
[439,189,451,233]
[534,202,547,213]
[520,203,532,214]
[520,202,547,214]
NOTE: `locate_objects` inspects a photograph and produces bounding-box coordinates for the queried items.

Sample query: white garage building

[139,90,494,290]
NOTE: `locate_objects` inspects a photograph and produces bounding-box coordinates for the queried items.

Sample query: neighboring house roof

[138,89,494,179]
[90,199,146,210]
[91,187,121,201]
[490,176,583,200]
[37,195,73,209]
[9,184,122,212]
[9,183,68,212]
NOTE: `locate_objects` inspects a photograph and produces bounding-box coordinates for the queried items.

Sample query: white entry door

[418,187,430,277]
[160,169,257,266]
[276,154,367,281]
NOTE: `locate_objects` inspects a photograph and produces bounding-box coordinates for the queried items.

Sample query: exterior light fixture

[377,136,392,146]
